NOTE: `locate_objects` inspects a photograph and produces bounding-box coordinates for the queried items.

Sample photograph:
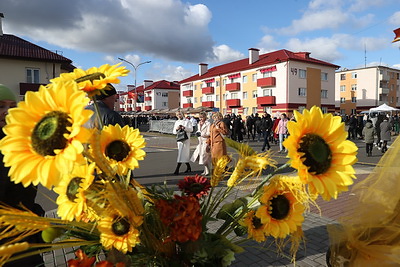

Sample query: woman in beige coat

[207,112,229,164]
[190,112,211,175]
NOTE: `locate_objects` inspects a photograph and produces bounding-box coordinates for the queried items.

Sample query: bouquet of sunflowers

[0,64,358,266]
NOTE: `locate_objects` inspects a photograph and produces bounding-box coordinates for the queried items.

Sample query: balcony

[144,96,152,101]
[257,77,276,87]
[202,101,214,108]
[182,90,193,97]
[225,83,240,91]
[226,99,241,107]
[19,83,46,94]
[145,105,152,111]
[183,103,193,108]
[257,96,276,106]
[202,87,214,94]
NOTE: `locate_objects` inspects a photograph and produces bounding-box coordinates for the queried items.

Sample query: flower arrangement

[0,64,358,266]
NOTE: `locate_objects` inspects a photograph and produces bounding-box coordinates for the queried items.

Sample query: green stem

[92,96,104,129]
[251,163,290,196]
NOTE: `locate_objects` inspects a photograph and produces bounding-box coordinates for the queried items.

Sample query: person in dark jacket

[362,120,376,157]
[261,113,273,151]
[380,117,392,153]
[85,84,125,128]
[0,84,44,266]
[348,114,357,140]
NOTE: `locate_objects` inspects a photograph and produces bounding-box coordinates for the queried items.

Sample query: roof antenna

[364,43,367,68]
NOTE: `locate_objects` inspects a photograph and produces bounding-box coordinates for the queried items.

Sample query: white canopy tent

[369,103,400,113]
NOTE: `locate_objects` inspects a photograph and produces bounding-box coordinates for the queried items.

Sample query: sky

[1,0,400,91]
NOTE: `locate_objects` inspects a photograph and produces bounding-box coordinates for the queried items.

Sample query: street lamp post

[118,58,151,129]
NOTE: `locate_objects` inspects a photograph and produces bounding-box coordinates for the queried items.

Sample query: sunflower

[256,175,305,239]
[54,163,96,221]
[178,174,211,199]
[94,124,146,175]
[240,210,266,242]
[51,63,129,97]
[98,214,141,253]
[283,106,358,201]
[0,81,93,188]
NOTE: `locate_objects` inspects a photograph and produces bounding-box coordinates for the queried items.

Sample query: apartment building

[119,80,180,111]
[335,66,400,115]
[179,48,339,116]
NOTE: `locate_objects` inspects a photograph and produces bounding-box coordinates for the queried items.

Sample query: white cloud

[207,45,244,64]
[389,11,400,25]
[257,35,281,54]
[285,37,343,62]
[1,0,214,63]
[148,63,194,82]
[279,9,348,35]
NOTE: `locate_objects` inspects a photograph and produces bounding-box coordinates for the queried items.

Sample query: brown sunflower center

[189,183,204,194]
[105,140,130,161]
[31,111,72,156]
[75,72,105,83]
[251,216,263,229]
[67,177,83,202]
[298,133,332,175]
[270,195,290,220]
[112,217,130,236]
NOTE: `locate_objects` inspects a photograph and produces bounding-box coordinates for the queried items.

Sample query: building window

[298,87,306,96]
[206,82,212,87]
[252,90,258,98]
[351,109,357,115]
[231,93,238,99]
[243,107,249,115]
[242,75,248,83]
[216,81,219,87]
[207,95,212,101]
[340,85,346,92]
[223,79,226,86]
[340,74,346,80]
[351,84,357,91]
[194,85,197,90]
[263,89,272,96]
[162,102,167,107]
[194,97,197,103]
[252,74,257,82]
[216,94,220,101]
[243,92,248,99]
[321,90,328,98]
[262,71,272,78]
[340,109,346,115]
[252,107,257,114]
[26,68,40,83]
[321,106,328,113]
[299,69,306,79]
[391,96,394,103]
[162,92,168,97]
[321,72,328,81]
[223,94,226,101]
[340,97,346,103]
[298,106,306,113]
[351,97,357,103]
[351,72,357,79]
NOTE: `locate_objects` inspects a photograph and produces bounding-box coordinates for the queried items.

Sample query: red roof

[0,34,73,65]
[134,80,180,93]
[179,49,340,84]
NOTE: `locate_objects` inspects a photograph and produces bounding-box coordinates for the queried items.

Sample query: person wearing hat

[85,84,125,129]
[0,84,45,266]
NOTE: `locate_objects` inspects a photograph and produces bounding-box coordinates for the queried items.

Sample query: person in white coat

[173,111,193,175]
[190,112,211,175]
